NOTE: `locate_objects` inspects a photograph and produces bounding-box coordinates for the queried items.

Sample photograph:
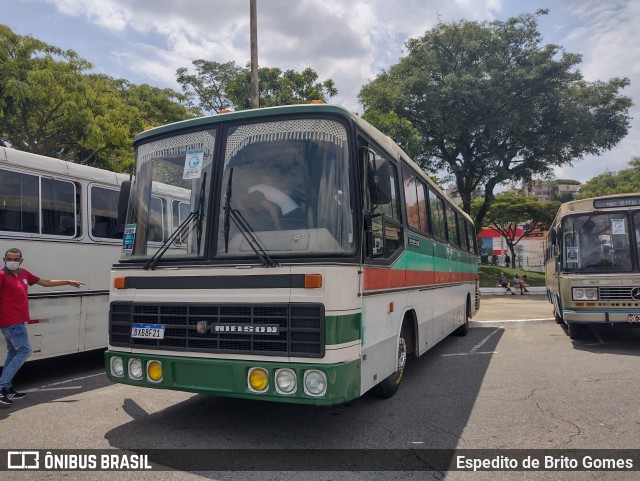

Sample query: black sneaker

[0,391,12,405]
[3,387,26,400]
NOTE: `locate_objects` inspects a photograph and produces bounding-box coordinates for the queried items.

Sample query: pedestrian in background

[0,247,84,406]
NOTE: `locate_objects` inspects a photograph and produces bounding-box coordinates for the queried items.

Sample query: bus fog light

[248,367,269,393]
[128,359,143,380]
[275,369,297,394]
[147,360,163,383]
[303,370,327,397]
[110,357,124,377]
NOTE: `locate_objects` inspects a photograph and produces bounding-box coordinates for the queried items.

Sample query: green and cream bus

[545,194,640,339]
[105,104,480,405]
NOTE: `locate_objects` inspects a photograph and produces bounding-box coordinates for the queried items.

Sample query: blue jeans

[0,323,32,389]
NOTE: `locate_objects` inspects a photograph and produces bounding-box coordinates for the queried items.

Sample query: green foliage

[176,61,337,113]
[0,25,194,172]
[358,11,632,231]
[479,265,545,287]
[577,157,640,199]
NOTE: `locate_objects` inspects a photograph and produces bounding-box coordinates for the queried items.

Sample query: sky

[3,0,639,185]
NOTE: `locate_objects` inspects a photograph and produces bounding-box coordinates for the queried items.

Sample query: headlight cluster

[572,287,598,301]
[247,367,326,397]
[109,356,163,383]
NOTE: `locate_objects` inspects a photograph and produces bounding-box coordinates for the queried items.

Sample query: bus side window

[368,157,403,259]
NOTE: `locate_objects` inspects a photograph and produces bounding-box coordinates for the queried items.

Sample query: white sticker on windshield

[611,219,626,235]
[183,149,204,179]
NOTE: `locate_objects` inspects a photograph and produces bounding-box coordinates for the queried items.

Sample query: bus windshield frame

[122,115,356,263]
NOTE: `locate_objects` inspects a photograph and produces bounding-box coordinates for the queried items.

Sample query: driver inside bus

[580,221,605,268]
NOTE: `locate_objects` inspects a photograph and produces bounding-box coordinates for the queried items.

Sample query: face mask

[5,261,21,271]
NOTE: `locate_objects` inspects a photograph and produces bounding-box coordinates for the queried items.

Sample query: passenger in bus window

[0,247,84,406]
[580,222,605,268]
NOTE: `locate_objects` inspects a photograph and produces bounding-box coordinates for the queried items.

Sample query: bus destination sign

[593,196,640,209]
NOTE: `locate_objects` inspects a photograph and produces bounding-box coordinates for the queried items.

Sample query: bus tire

[567,323,583,340]
[453,298,471,336]
[554,311,563,324]
[371,324,409,398]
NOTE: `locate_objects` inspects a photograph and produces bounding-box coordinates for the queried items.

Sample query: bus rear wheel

[453,298,471,336]
[371,325,409,398]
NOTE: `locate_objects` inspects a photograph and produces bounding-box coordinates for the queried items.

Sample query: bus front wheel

[371,325,409,398]
[567,323,583,340]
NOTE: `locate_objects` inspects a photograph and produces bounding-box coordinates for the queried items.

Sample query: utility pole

[250,0,259,109]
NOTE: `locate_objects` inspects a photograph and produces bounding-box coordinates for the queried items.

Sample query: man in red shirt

[0,247,84,406]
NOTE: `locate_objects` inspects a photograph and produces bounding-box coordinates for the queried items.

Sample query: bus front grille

[109,302,325,358]
[599,287,640,301]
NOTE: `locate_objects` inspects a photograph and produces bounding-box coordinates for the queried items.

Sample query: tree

[0,24,94,156]
[358,10,632,231]
[472,193,559,268]
[0,25,193,171]
[176,60,337,113]
[577,157,640,199]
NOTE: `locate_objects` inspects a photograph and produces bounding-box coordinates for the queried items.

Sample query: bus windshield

[123,117,354,261]
[123,129,214,258]
[217,118,354,258]
[561,213,633,272]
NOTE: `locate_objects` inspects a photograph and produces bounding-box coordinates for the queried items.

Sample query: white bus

[0,147,188,365]
[105,104,480,405]
[545,193,640,339]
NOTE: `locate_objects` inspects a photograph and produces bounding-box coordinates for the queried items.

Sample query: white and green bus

[545,193,640,339]
[105,104,480,405]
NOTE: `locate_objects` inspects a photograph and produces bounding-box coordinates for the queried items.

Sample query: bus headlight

[573,288,598,301]
[275,369,297,395]
[147,360,163,383]
[128,359,143,380]
[303,370,327,397]
[110,357,124,377]
[248,367,269,393]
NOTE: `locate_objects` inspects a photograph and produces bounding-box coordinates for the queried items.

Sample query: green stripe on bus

[325,313,361,345]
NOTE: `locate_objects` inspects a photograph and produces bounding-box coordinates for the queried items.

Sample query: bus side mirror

[368,156,392,208]
[117,181,131,224]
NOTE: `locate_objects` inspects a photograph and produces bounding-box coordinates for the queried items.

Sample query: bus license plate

[628,314,640,324]
[131,323,165,339]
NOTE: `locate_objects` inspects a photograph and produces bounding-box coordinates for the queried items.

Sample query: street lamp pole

[250,0,259,109]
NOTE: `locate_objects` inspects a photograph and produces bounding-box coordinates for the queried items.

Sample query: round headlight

[128,359,143,380]
[303,370,327,397]
[574,289,584,299]
[147,360,163,383]
[110,357,124,377]
[585,288,597,299]
[248,367,269,393]
[275,369,297,394]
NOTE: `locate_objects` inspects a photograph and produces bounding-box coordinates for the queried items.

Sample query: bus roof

[554,193,640,220]
[133,104,472,223]
[0,147,129,186]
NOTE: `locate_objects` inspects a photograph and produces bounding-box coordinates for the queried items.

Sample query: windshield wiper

[223,168,278,267]
[144,172,207,271]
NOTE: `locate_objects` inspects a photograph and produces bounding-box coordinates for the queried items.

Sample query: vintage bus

[105,104,480,405]
[0,147,188,365]
[544,193,640,339]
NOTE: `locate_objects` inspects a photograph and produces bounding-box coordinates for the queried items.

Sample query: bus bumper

[105,351,361,406]
[562,309,640,325]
